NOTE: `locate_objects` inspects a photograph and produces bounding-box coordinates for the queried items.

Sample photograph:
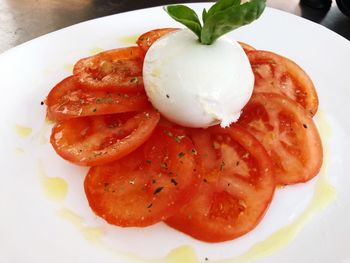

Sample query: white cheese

[143,29,254,128]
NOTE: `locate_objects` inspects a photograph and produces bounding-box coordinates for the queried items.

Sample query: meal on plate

[45,0,322,242]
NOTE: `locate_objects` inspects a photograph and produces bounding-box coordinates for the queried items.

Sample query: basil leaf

[206,0,241,18]
[202,8,208,23]
[164,5,202,39]
[201,0,266,44]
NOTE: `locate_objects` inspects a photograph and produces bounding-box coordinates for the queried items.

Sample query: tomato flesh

[238,93,323,185]
[73,47,144,92]
[50,109,160,166]
[248,50,319,116]
[166,126,275,242]
[238,41,256,53]
[84,126,201,227]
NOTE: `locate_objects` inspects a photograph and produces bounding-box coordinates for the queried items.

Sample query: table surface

[0,0,349,54]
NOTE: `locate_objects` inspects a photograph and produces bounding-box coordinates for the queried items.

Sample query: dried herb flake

[153,187,164,195]
[171,178,178,186]
[178,152,185,158]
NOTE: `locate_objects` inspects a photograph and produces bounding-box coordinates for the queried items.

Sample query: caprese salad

[45,0,322,242]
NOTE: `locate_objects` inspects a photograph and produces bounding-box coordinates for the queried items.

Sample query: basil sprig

[164,0,266,45]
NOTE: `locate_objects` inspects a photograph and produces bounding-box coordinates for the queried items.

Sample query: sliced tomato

[136,28,179,53]
[248,50,318,116]
[50,109,160,166]
[238,41,256,53]
[165,125,275,242]
[46,76,150,121]
[237,93,322,185]
[73,46,144,92]
[84,126,201,227]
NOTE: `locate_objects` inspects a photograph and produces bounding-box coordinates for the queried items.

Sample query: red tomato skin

[50,109,160,166]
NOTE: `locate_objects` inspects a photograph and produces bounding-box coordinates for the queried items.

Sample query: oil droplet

[315,110,332,139]
[119,35,139,45]
[64,63,74,72]
[15,124,32,137]
[164,246,198,263]
[215,111,336,263]
[89,47,105,55]
[58,208,104,241]
[15,148,24,155]
[58,207,82,225]
[38,160,68,202]
[126,246,199,263]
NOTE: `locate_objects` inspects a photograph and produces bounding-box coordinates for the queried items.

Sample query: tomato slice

[50,109,160,166]
[237,93,322,185]
[73,47,144,92]
[46,76,150,121]
[84,126,201,227]
[248,50,318,116]
[136,28,253,55]
[136,28,179,53]
[165,126,275,242]
[238,41,256,53]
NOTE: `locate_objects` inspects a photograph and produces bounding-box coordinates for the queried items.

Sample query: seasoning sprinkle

[130,77,138,83]
[220,161,225,171]
[175,135,185,143]
[164,130,173,137]
[171,178,178,186]
[129,179,135,185]
[178,152,185,158]
[153,187,164,195]
[160,162,168,169]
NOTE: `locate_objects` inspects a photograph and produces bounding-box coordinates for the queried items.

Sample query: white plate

[1,3,350,263]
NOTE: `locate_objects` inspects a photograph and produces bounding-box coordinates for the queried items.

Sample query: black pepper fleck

[171,178,178,186]
[153,187,164,195]
[178,152,185,158]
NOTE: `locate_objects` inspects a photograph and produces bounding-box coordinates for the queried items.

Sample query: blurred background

[0,0,349,53]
